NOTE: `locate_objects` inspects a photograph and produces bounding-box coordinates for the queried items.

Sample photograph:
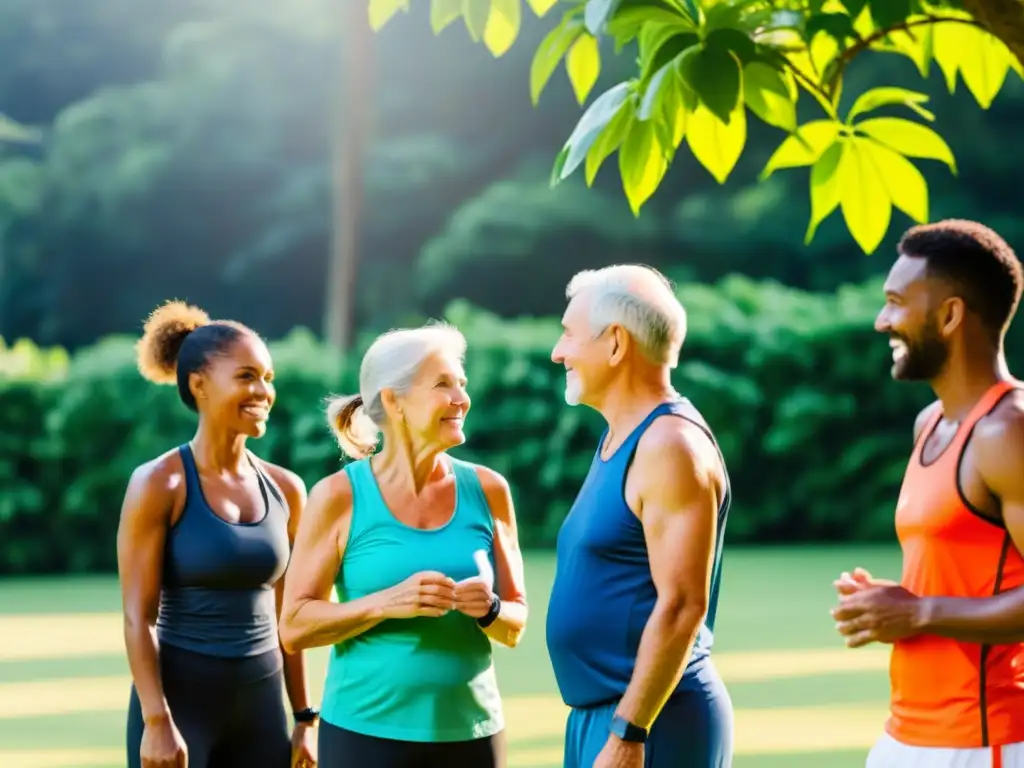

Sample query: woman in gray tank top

[117,300,318,768]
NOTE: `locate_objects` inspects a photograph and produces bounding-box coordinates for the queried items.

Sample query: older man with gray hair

[545,264,734,768]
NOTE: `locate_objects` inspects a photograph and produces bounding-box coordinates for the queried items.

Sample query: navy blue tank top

[156,445,291,658]
[545,399,731,709]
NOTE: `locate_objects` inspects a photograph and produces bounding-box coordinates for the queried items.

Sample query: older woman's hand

[454,577,494,619]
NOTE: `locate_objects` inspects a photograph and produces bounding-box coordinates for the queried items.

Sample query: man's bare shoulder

[973,388,1024,465]
[634,415,722,485]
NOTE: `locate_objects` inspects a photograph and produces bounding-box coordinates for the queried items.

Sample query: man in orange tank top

[831,220,1024,768]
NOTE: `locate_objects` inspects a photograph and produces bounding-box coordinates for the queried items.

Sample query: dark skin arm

[454,467,528,647]
[262,462,311,714]
[833,401,1024,646]
[116,458,179,725]
[595,419,722,766]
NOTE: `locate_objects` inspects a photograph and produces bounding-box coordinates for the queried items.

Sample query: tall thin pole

[324,1,371,349]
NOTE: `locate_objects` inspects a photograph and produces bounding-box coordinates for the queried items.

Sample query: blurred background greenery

[1,1,1022,766]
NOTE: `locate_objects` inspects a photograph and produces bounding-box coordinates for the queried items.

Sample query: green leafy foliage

[367,0,1024,254]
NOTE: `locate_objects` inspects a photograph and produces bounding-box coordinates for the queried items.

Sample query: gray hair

[566,264,687,367]
[326,323,467,459]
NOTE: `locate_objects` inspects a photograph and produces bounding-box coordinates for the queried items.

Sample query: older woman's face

[396,351,471,450]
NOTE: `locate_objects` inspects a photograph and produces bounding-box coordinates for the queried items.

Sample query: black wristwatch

[477,594,502,628]
[609,714,648,743]
[293,707,319,725]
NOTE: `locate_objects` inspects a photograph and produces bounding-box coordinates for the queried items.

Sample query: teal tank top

[320,456,504,743]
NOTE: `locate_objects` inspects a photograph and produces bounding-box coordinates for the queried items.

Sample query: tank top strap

[962,379,1021,429]
[247,452,284,508]
[177,444,203,499]
[912,380,1021,465]
[603,400,680,465]
[449,457,494,533]
[342,458,389,540]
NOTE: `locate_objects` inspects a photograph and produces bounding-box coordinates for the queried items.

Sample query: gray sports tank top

[155,444,291,658]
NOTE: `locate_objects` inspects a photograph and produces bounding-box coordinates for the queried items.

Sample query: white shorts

[867,733,1024,768]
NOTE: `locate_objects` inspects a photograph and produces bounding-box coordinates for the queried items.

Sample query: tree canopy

[368,0,1024,254]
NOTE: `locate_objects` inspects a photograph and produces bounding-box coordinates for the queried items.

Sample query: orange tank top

[888,379,1024,748]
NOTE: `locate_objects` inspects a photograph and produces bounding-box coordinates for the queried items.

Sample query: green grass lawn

[0,545,902,767]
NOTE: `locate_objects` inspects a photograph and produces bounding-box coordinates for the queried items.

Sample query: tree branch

[963,0,1024,70]
[824,15,993,95]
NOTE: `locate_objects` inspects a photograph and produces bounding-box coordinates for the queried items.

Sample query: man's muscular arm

[613,419,721,730]
[917,404,1024,643]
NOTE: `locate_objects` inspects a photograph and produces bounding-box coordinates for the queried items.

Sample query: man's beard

[892,327,948,381]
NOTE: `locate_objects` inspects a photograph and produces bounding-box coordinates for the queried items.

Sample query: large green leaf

[743,61,796,131]
[527,0,559,15]
[838,137,892,254]
[875,23,933,78]
[485,0,523,56]
[932,16,1014,107]
[862,139,929,224]
[587,108,635,185]
[554,81,633,182]
[608,7,696,50]
[687,102,747,184]
[431,0,464,33]
[957,27,1013,109]
[619,118,669,215]
[368,0,409,29]
[805,12,857,45]
[566,33,602,104]
[868,0,911,30]
[680,43,742,124]
[855,117,957,174]
[464,0,492,41]
[805,140,843,244]
[530,17,584,104]
[760,120,843,179]
[639,23,699,82]
[585,0,621,35]
[846,87,933,123]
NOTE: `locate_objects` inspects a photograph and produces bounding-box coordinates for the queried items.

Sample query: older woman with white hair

[279,323,527,768]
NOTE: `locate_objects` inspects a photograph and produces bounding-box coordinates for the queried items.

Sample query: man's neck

[931,351,1012,422]
[596,379,678,455]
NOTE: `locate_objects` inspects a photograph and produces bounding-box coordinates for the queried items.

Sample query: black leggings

[319,720,506,768]
[127,643,290,768]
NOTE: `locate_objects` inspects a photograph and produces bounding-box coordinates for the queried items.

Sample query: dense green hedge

[0,275,962,575]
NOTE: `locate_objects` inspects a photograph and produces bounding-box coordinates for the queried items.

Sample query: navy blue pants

[563,663,733,768]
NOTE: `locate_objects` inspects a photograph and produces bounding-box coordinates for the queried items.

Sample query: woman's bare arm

[476,467,528,648]
[263,462,312,714]
[117,459,178,725]
[279,472,385,652]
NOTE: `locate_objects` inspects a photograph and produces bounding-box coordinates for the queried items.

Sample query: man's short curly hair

[898,219,1023,339]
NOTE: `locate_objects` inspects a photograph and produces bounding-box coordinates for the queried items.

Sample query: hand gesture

[831,583,923,648]
[381,571,456,619]
[833,567,897,596]
[290,722,317,768]
[454,577,494,619]
[140,716,188,768]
